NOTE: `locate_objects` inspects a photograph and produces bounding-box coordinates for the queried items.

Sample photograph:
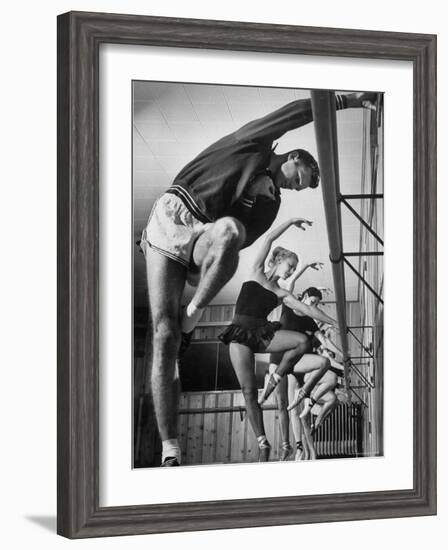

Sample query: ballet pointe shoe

[280,444,293,461]
[258,373,280,405]
[287,388,307,411]
[258,443,271,462]
[299,397,314,419]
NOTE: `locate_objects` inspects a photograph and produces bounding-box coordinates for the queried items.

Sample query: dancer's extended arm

[281,292,337,326]
[251,218,311,273]
[285,261,324,294]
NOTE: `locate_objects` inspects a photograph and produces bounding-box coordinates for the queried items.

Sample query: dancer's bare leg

[313,392,337,431]
[287,374,305,460]
[300,371,337,418]
[311,371,337,402]
[269,363,292,460]
[265,331,309,377]
[258,331,309,404]
[301,414,317,460]
[181,217,246,333]
[287,354,331,411]
[229,343,271,461]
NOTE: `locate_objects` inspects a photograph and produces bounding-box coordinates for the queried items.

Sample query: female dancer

[219,218,337,461]
[266,284,344,459]
[265,262,326,460]
[298,349,346,426]
[298,352,349,460]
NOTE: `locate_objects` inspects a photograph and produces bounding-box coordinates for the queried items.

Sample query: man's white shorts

[140,193,209,268]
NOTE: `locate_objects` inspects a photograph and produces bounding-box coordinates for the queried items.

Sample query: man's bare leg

[144,245,186,464]
[181,217,246,333]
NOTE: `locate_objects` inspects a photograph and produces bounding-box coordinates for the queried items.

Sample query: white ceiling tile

[183,84,227,103]
[143,139,179,156]
[133,81,160,101]
[193,103,233,122]
[294,89,311,100]
[258,87,297,102]
[135,122,175,142]
[168,122,205,141]
[134,82,190,102]
[156,155,191,175]
[228,102,268,122]
[134,101,166,123]
[133,170,170,189]
[222,86,261,102]
[173,141,209,161]
[200,123,241,142]
[133,153,163,172]
[158,102,199,123]
[133,129,152,156]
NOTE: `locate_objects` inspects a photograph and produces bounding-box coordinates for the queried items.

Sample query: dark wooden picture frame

[57,11,437,538]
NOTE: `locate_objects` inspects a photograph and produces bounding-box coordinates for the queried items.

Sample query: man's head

[301,286,323,306]
[278,149,320,191]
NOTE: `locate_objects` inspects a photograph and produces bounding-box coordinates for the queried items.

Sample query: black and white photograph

[132,81,384,468]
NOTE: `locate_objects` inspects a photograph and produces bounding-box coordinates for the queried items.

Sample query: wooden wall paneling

[178,393,189,465]
[265,394,279,461]
[202,393,218,465]
[215,392,232,463]
[230,392,246,463]
[244,411,259,463]
[186,394,205,465]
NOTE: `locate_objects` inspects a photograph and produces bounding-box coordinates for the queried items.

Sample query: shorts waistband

[166,186,211,224]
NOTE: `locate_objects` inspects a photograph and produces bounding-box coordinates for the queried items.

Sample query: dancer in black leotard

[219,218,337,461]
[220,281,282,353]
[267,283,344,459]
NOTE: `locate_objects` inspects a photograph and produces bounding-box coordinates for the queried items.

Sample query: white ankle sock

[181,301,204,333]
[186,302,200,317]
[162,438,181,464]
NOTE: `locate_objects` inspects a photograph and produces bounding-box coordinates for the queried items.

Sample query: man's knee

[213,217,246,250]
[152,315,181,349]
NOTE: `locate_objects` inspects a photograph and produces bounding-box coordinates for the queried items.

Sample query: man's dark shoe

[161,457,180,467]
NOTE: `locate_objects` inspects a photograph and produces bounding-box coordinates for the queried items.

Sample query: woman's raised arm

[251,217,312,272]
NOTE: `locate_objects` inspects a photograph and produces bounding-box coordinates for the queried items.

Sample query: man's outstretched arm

[235,91,378,144]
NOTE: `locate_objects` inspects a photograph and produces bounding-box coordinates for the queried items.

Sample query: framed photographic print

[57,11,436,538]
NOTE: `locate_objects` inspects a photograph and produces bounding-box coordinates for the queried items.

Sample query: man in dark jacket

[139,90,375,466]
